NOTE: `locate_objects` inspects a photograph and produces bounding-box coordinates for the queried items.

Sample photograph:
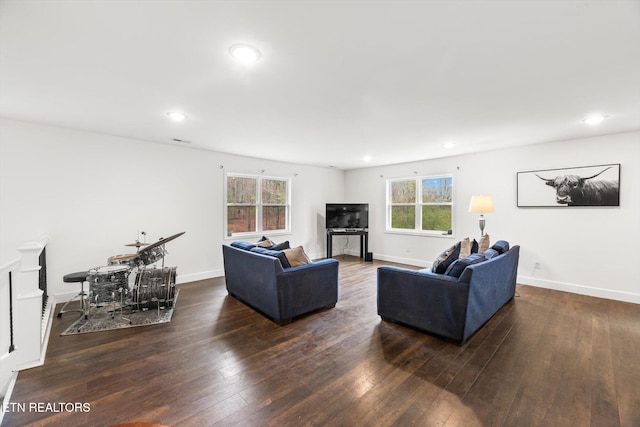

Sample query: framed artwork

[517,163,620,207]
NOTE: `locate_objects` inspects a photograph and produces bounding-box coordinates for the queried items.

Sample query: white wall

[0,118,345,299]
[345,131,640,303]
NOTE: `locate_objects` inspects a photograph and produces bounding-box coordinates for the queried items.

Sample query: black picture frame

[517,163,620,207]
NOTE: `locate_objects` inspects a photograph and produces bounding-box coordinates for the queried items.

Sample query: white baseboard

[518,275,640,304]
[176,269,224,284]
[342,249,429,268]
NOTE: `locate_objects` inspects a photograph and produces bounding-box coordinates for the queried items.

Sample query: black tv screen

[326,203,369,230]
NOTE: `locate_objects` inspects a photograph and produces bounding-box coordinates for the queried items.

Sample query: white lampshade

[469,195,495,213]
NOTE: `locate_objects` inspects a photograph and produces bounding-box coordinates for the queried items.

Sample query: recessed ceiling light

[582,114,608,125]
[444,142,455,149]
[229,44,261,65]
[363,155,372,162]
[166,111,187,122]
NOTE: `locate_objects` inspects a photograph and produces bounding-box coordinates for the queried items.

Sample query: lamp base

[478,215,486,236]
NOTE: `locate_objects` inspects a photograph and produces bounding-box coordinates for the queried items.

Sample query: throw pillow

[256,239,274,248]
[250,247,292,268]
[478,234,490,252]
[491,240,510,255]
[270,240,291,251]
[460,237,472,258]
[444,253,487,278]
[431,242,461,274]
[471,239,479,254]
[282,246,312,267]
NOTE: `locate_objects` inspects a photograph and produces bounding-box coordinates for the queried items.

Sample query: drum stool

[57,271,88,317]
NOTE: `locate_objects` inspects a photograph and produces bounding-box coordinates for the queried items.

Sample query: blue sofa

[377,241,520,344]
[222,244,339,324]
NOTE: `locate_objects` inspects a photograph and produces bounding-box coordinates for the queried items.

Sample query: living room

[1,1,639,426]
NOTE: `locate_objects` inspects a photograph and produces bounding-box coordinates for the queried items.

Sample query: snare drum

[133,267,176,310]
[108,253,140,268]
[88,265,130,307]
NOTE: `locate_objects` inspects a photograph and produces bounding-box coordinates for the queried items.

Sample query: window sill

[224,231,292,241]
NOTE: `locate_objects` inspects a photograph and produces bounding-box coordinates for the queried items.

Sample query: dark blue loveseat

[222,244,339,324]
[377,241,519,344]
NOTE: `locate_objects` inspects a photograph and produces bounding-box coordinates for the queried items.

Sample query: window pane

[263,206,287,231]
[262,179,287,204]
[227,176,256,204]
[391,206,415,229]
[227,206,256,233]
[422,205,452,231]
[391,180,416,203]
[422,177,452,203]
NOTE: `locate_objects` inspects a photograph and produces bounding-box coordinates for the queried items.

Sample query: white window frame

[386,174,455,237]
[224,172,291,239]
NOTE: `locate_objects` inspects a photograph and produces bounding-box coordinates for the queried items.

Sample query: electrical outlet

[534,261,541,269]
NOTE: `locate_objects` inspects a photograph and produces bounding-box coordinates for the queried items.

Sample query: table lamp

[469,195,495,236]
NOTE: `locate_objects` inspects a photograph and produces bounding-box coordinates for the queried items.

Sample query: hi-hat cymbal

[125,241,149,247]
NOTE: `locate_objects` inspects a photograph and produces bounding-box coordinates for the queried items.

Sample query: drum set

[83,232,184,320]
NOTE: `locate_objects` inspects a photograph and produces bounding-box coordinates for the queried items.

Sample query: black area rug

[61,290,179,335]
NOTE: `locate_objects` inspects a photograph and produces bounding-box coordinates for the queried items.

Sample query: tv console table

[326,229,368,259]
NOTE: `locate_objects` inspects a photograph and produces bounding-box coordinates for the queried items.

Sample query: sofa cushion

[283,246,312,267]
[250,246,292,268]
[231,241,256,251]
[491,240,510,254]
[482,248,500,259]
[444,253,487,278]
[432,242,461,274]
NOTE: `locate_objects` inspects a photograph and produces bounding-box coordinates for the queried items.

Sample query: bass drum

[132,267,176,311]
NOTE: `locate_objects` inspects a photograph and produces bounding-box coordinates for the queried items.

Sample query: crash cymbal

[139,232,185,252]
[125,241,149,247]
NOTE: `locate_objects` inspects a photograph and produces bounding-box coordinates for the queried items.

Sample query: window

[387,174,454,235]
[226,173,290,237]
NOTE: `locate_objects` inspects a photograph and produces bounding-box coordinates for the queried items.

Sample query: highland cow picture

[517,164,620,207]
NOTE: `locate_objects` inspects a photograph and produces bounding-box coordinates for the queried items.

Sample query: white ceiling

[1,0,639,170]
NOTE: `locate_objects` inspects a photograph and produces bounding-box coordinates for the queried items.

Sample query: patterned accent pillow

[256,239,275,248]
[431,242,461,274]
[282,246,312,267]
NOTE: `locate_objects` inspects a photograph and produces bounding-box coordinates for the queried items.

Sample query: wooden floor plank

[2,256,638,426]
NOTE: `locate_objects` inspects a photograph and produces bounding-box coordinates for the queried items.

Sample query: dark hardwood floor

[2,256,639,427]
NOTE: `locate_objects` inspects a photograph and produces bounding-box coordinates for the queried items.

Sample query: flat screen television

[326,203,369,230]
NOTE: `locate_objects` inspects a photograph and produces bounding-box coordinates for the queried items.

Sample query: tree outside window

[388,175,454,235]
[226,174,290,236]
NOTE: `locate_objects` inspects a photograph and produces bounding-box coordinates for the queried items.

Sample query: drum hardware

[137,232,185,267]
[75,231,183,328]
